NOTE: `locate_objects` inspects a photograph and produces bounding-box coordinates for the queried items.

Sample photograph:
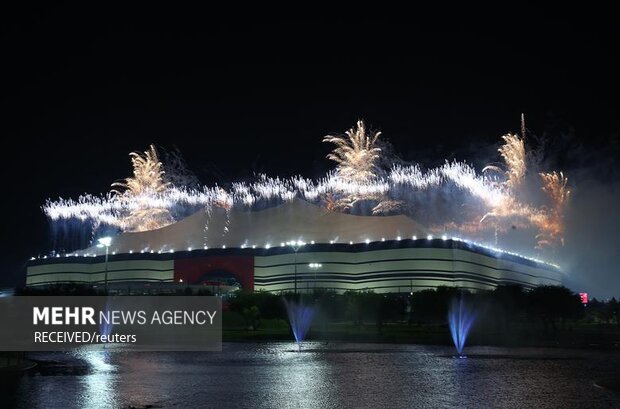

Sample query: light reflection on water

[76,349,117,409]
[6,343,620,409]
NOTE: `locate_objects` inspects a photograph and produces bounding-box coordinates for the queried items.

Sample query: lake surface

[3,343,620,408]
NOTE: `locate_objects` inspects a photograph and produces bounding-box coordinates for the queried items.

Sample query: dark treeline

[229,285,592,327]
[227,285,620,346]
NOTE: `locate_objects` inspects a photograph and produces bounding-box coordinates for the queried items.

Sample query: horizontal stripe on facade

[27,267,174,278]
[255,277,523,292]
[254,284,494,293]
[26,278,175,286]
[253,271,547,288]
[254,258,558,282]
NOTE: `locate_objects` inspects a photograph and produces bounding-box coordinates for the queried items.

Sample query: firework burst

[323,120,382,183]
[535,171,570,248]
[111,145,173,232]
[42,120,572,258]
[483,133,526,190]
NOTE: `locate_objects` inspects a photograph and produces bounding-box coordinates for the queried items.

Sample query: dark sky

[2,5,619,295]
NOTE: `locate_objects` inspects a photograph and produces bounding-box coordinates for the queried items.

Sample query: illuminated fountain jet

[448,296,476,358]
[283,298,316,352]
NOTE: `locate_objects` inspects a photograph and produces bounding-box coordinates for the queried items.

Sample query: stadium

[26,199,563,294]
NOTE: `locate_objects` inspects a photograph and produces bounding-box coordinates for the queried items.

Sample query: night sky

[2,6,619,296]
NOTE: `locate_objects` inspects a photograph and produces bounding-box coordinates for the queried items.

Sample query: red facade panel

[174,256,254,291]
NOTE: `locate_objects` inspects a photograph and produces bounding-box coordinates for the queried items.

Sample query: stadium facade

[26,200,562,293]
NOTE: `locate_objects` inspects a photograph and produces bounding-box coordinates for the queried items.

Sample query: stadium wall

[26,239,562,293]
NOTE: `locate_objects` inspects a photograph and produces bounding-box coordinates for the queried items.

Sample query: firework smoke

[42,121,571,260]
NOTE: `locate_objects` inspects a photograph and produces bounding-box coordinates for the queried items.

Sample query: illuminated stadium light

[97,236,112,247]
[442,235,447,240]
[170,249,174,253]
[412,235,417,240]
[397,236,401,240]
[252,245,256,249]
[188,247,192,251]
[329,240,334,244]
[349,241,353,245]
[311,240,315,245]
[365,238,370,244]
[381,237,385,242]
[129,250,133,254]
[222,245,226,249]
[427,235,433,240]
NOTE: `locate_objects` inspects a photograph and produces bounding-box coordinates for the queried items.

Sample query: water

[448,296,476,356]
[283,298,316,351]
[3,343,620,408]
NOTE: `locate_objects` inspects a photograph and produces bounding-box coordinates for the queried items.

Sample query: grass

[222,312,620,348]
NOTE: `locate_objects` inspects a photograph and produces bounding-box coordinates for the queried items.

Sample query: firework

[111,145,173,232]
[483,133,526,190]
[42,121,571,259]
[535,171,570,248]
[323,120,382,183]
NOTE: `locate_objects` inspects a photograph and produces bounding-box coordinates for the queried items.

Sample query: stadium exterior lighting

[309,262,322,289]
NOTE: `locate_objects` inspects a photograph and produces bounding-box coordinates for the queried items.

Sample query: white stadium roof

[87,199,429,254]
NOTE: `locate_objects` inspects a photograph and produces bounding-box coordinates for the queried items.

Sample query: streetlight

[308,263,322,290]
[97,236,112,293]
[286,240,305,294]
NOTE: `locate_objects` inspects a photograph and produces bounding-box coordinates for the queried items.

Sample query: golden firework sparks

[323,120,382,183]
[534,171,570,248]
[111,144,173,232]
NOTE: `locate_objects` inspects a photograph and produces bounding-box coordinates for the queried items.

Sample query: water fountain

[448,295,476,358]
[99,302,114,347]
[283,297,316,352]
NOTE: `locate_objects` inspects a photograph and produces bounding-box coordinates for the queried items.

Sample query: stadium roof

[86,199,429,254]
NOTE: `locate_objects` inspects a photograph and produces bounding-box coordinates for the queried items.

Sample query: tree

[608,298,620,327]
[492,285,527,326]
[242,305,261,330]
[527,286,582,332]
